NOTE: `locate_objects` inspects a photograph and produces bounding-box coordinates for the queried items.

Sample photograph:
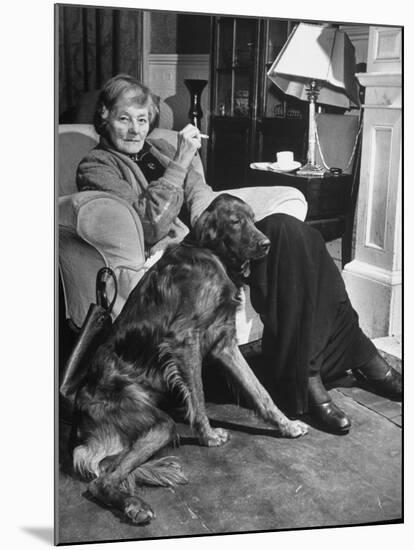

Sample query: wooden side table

[249,168,354,266]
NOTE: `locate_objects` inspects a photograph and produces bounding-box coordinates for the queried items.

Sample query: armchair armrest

[59,191,145,267]
[59,191,147,327]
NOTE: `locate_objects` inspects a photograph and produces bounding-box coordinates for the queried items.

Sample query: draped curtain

[58,4,143,122]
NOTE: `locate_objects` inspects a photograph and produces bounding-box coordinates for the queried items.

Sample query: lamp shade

[267,23,360,109]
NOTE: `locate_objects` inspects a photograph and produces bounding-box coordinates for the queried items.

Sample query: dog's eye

[230,218,241,226]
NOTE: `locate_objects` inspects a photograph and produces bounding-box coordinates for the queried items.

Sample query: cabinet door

[208,117,251,190]
[211,17,259,118]
[208,16,259,189]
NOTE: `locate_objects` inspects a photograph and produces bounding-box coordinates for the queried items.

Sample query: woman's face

[105,94,150,155]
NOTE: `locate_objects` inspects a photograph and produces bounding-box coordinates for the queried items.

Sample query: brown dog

[71,194,308,524]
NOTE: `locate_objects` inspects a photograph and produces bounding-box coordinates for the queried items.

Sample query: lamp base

[297,162,329,177]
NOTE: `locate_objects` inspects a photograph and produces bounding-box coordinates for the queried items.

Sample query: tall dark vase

[184,79,208,129]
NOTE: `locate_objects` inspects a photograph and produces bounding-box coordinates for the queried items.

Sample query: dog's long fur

[71,194,308,525]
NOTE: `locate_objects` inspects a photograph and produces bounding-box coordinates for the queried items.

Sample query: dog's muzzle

[256,238,271,258]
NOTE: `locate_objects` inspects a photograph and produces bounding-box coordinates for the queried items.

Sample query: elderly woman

[77,74,401,435]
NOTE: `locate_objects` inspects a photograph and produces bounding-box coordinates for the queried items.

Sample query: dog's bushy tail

[121,456,188,493]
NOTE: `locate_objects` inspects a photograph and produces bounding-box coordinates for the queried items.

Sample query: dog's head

[191,194,270,282]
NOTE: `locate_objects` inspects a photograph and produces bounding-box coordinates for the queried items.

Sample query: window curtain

[58,4,143,122]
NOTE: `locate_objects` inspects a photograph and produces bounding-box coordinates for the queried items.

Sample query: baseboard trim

[343,259,401,286]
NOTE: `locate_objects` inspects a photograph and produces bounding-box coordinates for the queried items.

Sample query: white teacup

[276,151,295,170]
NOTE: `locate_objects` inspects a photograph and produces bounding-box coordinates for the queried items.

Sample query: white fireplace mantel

[342,26,402,339]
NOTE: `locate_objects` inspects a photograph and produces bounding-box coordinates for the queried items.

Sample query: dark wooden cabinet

[249,169,354,265]
[207,16,307,190]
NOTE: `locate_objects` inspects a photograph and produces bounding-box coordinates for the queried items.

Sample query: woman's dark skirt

[249,214,376,415]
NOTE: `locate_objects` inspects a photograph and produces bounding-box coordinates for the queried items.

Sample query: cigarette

[199,133,209,139]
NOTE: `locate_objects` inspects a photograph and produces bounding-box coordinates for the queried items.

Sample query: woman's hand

[174,124,202,170]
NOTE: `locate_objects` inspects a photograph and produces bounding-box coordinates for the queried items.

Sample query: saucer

[269,161,302,173]
[250,161,302,173]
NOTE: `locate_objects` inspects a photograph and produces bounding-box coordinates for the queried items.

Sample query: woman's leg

[248,213,400,433]
[353,354,402,397]
[248,213,349,414]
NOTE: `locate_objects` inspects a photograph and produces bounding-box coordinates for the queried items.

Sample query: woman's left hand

[174,124,202,170]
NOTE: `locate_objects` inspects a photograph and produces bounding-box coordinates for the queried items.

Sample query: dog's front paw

[200,427,230,447]
[124,496,155,525]
[279,419,309,438]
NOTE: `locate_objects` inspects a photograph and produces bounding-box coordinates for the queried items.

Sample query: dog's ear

[193,208,218,246]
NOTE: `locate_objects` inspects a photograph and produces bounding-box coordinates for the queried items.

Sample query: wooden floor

[56,371,402,545]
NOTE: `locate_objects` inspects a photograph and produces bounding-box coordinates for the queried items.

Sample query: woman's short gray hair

[93,74,160,135]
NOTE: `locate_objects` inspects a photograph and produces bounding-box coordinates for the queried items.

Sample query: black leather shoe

[308,374,351,434]
[310,401,351,434]
[353,353,402,399]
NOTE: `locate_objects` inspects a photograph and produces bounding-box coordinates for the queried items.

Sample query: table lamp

[267,22,360,176]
